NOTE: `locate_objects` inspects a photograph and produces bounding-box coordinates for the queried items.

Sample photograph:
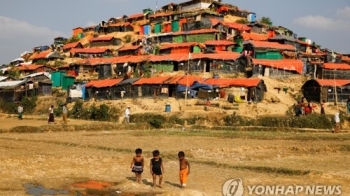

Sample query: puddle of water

[24,183,69,196]
[25,180,158,196]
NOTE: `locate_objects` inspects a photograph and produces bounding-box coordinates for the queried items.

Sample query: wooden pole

[184,54,190,111]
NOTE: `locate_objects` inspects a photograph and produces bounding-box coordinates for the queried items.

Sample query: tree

[260,17,272,25]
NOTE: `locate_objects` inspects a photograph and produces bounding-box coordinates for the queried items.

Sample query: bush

[149,118,163,129]
[70,100,83,119]
[0,99,17,114]
[20,96,38,114]
[90,104,110,121]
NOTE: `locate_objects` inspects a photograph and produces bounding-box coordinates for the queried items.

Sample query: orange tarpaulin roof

[204,40,235,46]
[253,59,304,74]
[85,78,123,88]
[323,63,350,70]
[71,48,110,54]
[315,79,350,87]
[63,42,81,50]
[133,76,173,85]
[249,41,295,50]
[203,78,261,88]
[242,32,268,41]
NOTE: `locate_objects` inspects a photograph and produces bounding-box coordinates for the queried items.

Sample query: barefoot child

[150,150,164,188]
[178,151,190,188]
[130,148,144,183]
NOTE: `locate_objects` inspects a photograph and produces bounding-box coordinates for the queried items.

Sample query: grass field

[0,118,349,196]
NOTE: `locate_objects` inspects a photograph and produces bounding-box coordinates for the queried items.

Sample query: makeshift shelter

[252,59,303,77]
[17,64,56,75]
[118,45,142,56]
[203,78,266,102]
[204,40,235,51]
[31,51,64,63]
[72,27,84,36]
[107,23,134,33]
[301,79,350,103]
[0,80,30,102]
[318,63,350,80]
[90,36,121,47]
[70,48,113,58]
[97,64,113,79]
[63,42,84,52]
[132,76,173,98]
[85,78,123,100]
[114,78,140,98]
[173,29,223,43]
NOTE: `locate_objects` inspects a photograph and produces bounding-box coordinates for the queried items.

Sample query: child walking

[178,151,190,189]
[150,150,164,188]
[130,148,144,183]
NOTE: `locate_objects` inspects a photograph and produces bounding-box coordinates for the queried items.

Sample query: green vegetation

[124,35,132,43]
[260,16,272,25]
[66,35,80,44]
[0,95,37,114]
[69,100,118,121]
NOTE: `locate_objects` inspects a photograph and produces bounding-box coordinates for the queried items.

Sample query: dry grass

[0,119,349,195]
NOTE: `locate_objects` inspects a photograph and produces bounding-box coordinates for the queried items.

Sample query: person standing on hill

[125,106,130,123]
[18,104,23,120]
[333,112,340,133]
[320,100,325,115]
[62,103,68,124]
[48,105,55,124]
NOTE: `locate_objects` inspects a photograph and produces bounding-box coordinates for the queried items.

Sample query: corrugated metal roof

[85,78,123,88]
[0,76,8,82]
[117,78,140,86]
[22,72,51,79]
[252,59,303,74]
[0,80,26,88]
[323,63,350,70]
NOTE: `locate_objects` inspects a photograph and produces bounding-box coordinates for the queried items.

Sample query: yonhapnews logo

[222,178,244,196]
[222,178,342,196]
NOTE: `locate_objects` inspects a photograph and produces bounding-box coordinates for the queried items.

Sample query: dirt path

[0,117,349,196]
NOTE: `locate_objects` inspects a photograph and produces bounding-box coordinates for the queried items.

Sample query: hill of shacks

[1,0,350,105]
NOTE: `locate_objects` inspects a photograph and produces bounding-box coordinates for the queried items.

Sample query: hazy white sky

[0,0,349,64]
